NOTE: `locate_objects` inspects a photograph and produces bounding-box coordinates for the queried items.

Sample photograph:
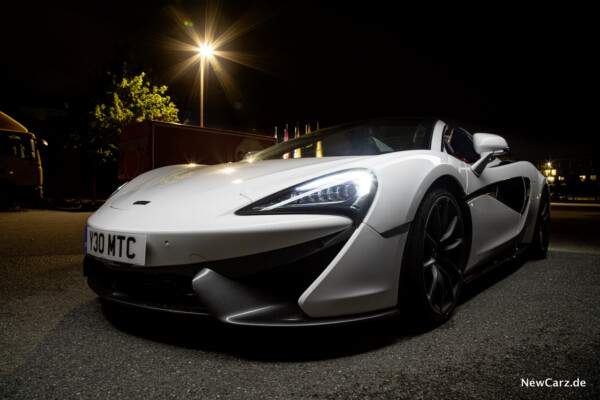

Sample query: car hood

[99,157,368,228]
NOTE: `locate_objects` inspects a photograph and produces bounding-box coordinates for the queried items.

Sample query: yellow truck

[0,111,47,207]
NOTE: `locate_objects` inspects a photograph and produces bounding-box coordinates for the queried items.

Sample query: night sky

[1,0,594,161]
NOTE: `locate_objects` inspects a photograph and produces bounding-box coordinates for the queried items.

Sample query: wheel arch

[0,179,16,209]
[542,182,551,199]
[527,181,551,259]
[367,156,468,236]
[398,174,471,323]
[425,175,473,261]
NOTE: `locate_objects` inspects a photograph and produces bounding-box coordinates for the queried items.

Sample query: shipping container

[119,121,276,181]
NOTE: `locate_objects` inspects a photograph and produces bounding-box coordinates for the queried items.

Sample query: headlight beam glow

[237,169,378,223]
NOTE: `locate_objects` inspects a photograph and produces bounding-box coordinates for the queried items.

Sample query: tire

[529,188,550,260]
[401,187,467,326]
[0,181,13,210]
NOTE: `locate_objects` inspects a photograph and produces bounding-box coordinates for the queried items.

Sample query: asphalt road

[0,205,599,399]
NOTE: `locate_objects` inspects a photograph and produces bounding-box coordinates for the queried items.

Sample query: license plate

[85,227,146,265]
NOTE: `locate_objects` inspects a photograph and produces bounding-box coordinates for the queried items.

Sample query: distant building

[536,157,600,202]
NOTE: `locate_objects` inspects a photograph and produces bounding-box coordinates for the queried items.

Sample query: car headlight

[236,169,377,223]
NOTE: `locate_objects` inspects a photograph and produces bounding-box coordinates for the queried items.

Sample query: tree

[88,70,180,164]
[65,67,181,198]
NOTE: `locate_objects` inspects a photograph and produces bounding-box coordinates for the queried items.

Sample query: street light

[198,43,214,127]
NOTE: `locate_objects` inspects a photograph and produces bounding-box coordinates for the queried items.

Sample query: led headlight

[236,169,377,223]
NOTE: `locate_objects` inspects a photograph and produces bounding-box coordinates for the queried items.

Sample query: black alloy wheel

[402,188,467,325]
[530,188,550,259]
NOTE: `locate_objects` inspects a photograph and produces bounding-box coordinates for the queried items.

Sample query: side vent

[133,200,151,205]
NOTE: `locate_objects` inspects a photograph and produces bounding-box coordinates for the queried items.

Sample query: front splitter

[191,268,401,327]
[84,256,400,327]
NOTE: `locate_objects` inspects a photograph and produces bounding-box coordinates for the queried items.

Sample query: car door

[464,160,530,271]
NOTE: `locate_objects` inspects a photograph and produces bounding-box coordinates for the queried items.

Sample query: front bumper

[84,257,400,327]
[84,216,406,326]
[83,227,401,326]
[192,268,400,326]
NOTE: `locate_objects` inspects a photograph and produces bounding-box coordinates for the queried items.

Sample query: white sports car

[84,118,550,327]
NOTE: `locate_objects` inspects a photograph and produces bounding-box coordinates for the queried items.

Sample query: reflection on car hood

[109,157,367,211]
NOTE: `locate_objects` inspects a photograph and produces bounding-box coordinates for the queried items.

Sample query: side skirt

[463,243,530,284]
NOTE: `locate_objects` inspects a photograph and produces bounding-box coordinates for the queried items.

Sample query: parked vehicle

[85,118,549,328]
[0,111,47,207]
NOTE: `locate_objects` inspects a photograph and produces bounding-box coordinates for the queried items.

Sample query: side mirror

[472,133,508,154]
[471,133,509,177]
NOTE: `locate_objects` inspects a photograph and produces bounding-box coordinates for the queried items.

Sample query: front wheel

[400,188,467,326]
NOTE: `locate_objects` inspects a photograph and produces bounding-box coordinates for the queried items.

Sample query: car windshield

[250,119,435,160]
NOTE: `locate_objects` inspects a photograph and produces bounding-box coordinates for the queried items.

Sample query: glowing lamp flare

[198,44,215,58]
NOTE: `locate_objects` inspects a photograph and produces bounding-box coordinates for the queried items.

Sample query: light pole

[198,43,214,127]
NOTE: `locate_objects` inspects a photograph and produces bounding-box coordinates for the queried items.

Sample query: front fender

[365,153,466,235]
